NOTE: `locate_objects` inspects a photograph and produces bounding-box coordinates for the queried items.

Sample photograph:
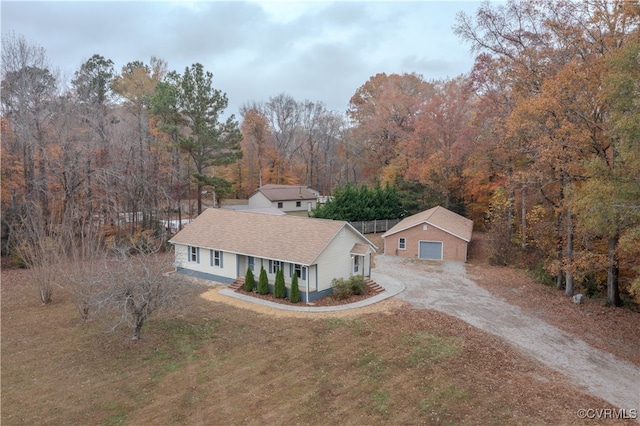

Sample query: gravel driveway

[373,255,640,414]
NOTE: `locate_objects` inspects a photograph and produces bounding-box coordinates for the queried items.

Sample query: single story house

[248,184,319,212]
[169,208,376,302]
[381,206,473,262]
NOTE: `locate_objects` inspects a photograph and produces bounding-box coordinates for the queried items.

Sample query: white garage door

[419,241,443,260]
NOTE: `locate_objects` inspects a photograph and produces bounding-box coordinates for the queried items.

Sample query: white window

[189,246,199,263]
[211,250,222,267]
[296,201,301,207]
[353,255,360,273]
[398,238,406,250]
[270,260,282,274]
[277,202,283,208]
[248,256,255,271]
[290,263,307,280]
[423,223,428,231]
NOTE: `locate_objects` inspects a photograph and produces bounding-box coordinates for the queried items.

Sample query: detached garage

[382,206,473,262]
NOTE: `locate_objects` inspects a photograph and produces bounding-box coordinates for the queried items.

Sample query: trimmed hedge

[310,181,405,221]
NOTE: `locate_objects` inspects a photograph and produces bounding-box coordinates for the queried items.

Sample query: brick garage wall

[384,224,469,262]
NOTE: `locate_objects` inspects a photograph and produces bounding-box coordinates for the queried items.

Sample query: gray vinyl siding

[313,227,366,292]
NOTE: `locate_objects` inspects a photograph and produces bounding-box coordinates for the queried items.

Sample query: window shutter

[220,251,223,268]
[269,260,272,273]
[210,250,213,266]
[196,247,200,264]
[302,267,307,281]
[289,263,293,277]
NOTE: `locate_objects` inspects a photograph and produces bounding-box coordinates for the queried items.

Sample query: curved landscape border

[217,271,405,312]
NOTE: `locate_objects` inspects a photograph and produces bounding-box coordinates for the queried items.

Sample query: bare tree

[1,32,57,223]
[265,93,301,183]
[94,243,184,340]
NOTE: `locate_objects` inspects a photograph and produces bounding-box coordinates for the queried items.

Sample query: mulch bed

[234,286,377,307]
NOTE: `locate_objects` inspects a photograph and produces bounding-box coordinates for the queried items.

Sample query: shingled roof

[382,206,473,242]
[251,184,318,201]
[169,208,374,265]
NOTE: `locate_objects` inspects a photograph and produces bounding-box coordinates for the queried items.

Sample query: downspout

[306,265,310,304]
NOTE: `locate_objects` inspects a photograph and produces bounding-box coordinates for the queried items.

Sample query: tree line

[2,0,640,308]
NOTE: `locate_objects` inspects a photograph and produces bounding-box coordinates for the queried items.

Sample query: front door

[353,255,360,274]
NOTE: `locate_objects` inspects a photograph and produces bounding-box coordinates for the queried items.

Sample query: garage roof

[382,206,473,242]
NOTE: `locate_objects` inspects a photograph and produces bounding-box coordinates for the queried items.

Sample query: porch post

[306,271,309,304]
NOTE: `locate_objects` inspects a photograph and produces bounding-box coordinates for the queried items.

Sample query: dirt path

[374,255,640,414]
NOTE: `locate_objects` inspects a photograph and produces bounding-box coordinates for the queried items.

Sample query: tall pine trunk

[555,212,564,290]
[607,234,621,306]
[564,208,574,297]
[521,187,527,250]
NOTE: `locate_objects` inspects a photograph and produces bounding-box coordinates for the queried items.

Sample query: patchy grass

[1,268,626,425]
[402,331,462,366]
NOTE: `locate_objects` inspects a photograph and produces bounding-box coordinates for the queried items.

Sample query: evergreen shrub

[290,273,301,303]
[243,267,255,291]
[258,266,269,295]
[274,268,286,299]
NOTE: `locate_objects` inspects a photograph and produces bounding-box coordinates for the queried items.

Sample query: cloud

[1,1,479,116]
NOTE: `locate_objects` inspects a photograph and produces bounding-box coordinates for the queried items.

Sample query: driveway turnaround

[375,255,640,415]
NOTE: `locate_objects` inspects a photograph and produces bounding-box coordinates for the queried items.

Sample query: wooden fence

[348,218,402,234]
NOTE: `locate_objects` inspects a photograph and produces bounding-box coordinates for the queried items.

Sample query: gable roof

[250,184,318,202]
[382,206,473,242]
[350,243,373,255]
[169,208,376,266]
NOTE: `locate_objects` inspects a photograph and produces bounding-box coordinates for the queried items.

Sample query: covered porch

[234,254,327,302]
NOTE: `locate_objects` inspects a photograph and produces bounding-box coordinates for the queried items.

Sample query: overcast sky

[2,1,484,117]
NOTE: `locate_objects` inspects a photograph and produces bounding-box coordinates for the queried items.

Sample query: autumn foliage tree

[347,72,434,182]
[455,0,640,303]
[233,96,346,198]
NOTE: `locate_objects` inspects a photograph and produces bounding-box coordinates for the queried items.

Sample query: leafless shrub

[11,206,69,304]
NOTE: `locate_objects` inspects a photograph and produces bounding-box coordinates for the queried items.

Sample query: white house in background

[169,208,377,302]
[248,184,319,212]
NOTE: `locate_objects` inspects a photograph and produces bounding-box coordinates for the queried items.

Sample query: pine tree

[243,267,255,292]
[274,268,286,299]
[258,266,269,295]
[290,273,301,303]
